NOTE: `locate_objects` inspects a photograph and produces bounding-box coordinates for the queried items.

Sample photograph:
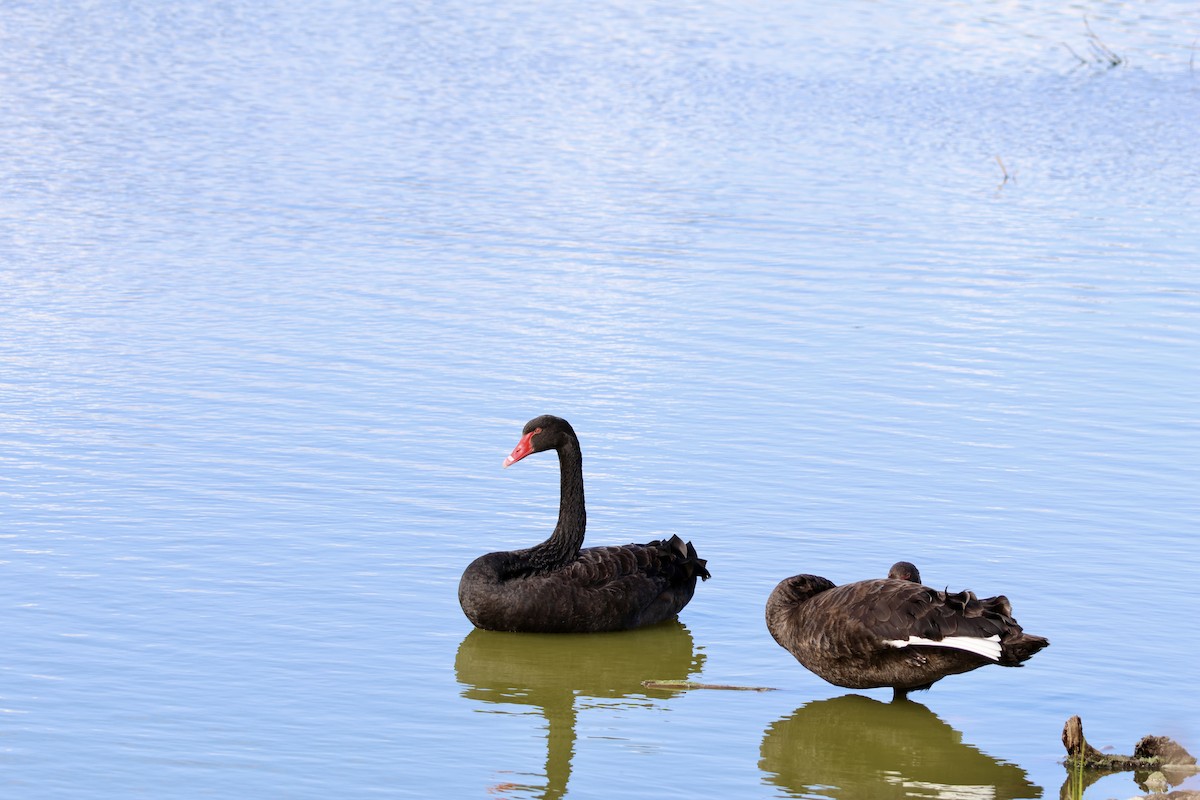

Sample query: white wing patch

[885,634,1002,661]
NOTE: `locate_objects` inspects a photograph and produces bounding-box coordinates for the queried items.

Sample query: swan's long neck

[764,578,832,649]
[764,590,799,648]
[526,436,586,572]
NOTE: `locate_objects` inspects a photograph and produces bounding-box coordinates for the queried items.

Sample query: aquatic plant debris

[641,680,776,692]
[1061,715,1199,799]
[1062,715,1197,771]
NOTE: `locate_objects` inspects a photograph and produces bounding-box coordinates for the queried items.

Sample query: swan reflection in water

[760,694,1041,800]
[454,620,704,800]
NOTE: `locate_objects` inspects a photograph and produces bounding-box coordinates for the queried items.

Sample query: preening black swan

[887,561,921,583]
[765,571,1048,698]
[458,415,710,633]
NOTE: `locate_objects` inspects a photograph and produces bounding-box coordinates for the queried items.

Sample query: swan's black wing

[548,535,710,630]
[804,579,1043,664]
[561,534,710,587]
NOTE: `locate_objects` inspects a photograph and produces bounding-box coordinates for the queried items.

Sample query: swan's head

[887,561,921,583]
[503,415,577,467]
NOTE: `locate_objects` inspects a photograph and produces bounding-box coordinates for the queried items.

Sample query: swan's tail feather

[1000,633,1050,666]
[661,534,711,582]
[685,539,711,581]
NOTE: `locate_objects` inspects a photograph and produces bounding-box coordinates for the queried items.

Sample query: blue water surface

[3,2,1198,798]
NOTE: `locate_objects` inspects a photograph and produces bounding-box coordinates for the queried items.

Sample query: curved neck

[764,592,798,647]
[765,581,825,647]
[526,435,586,571]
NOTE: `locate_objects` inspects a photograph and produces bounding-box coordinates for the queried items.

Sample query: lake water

[3,1,1198,798]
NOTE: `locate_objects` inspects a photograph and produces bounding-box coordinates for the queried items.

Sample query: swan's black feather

[765,573,1047,696]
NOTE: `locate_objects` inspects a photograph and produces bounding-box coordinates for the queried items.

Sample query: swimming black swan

[765,571,1048,698]
[458,415,710,633]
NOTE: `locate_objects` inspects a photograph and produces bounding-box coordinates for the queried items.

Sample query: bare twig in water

[1084,18,1123,67]
[641,680,776,692]
[995,155,1010,182]
[994,155,1016,189]
[1063,17,1124,69]
[1062,41,1090,67]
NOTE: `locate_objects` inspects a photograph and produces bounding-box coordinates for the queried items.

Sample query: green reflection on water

[760,694,1041,800]
[455,620,703,799]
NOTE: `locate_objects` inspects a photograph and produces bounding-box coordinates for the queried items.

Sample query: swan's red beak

[503,430,538,468]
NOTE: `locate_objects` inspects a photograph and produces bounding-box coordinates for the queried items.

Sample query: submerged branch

[1062,17,1124,69]
[641,680,776,692]
[1060,715,1199,799]
[1062,715,1197,772]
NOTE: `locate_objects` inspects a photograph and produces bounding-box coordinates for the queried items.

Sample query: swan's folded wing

[805,580,1017,654]
[562,536,708,588]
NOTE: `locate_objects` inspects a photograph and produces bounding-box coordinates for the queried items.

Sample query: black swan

[887,561,921,583]
[458,415,710,633]
[765,571,1048,698]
